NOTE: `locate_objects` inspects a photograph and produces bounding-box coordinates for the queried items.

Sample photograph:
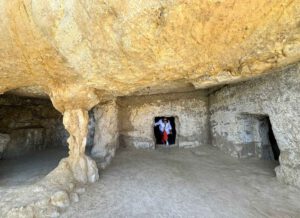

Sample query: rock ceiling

[0,0,299,111]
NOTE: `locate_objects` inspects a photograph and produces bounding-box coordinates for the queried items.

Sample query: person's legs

[162,131,168,145]
[160,131,164,144]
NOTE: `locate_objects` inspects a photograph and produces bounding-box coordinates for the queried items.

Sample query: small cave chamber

[154,116,177,147]
[258,116,280,161]
[241,114,280,163]
[0,94,69,186]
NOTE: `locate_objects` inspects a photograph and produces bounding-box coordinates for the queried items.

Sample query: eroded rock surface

[209,63,300,187]
[1,108,99,217]
[1,1,300,217]
[0,0,299,104]
[91,100,119,169]
[0,95,68,158]
[0,133,10,159]
[63,109,99,183]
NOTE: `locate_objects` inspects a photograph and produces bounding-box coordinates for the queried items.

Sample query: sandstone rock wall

[62,109,99,184]
[209,64,300,187]
[0,95,68,158]
[118,91,209,149]
[91,100,119,168]
[0,1,300,100]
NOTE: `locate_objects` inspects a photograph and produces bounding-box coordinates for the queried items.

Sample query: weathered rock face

[91,100,119,169]
[0,1,300,216]
[0,133,10,159]
[0,0,299,104]
[0,95,68,158]
[119,91,209,149]
[63,109,99,183]
[0,98,99,217]
[209,63,300,187]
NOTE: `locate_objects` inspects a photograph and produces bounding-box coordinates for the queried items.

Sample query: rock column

[63,109,99,183]
[271,115,300,187]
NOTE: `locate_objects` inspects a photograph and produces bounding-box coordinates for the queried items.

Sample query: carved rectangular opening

[241,113,280,163]
[154,116,177,147]
[259,116,280,161]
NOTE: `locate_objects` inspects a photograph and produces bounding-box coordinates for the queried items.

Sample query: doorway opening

[154,117,176,146]
[259,117,280,161]
[241,113,280,162]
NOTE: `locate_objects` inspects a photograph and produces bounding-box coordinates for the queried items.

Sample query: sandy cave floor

[0,148,68,187]
[0,147,68,214]
[0,146,300,217]
[62,146,300,218]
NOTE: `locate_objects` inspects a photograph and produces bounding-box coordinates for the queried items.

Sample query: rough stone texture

[0,1,299,103]
[0,1,300,215]
[209,63,300,187]
[91,100,119,169]
[50,190,70,208]
[0,133,10,159]
[0,108,99,217]
[233,114,276,160]
[119,91,209,149]
[0,95,68,158]
[7,128,45,156]
[63,109,99,184]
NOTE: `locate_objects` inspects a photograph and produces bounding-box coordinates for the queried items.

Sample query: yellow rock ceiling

[0,0,299,111]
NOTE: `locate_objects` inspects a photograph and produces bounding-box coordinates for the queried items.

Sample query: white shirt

[154,119,172,134]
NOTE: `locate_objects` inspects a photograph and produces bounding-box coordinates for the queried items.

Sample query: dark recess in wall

[154,117,176,145]
[267,118,280,161]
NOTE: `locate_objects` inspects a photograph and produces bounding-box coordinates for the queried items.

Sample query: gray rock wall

[91,100,119,168]
[209,64,300,187]
[0,133,10,159]
[118,91,209,149]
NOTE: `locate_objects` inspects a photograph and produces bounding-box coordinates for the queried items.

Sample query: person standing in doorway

[154,117,172,145]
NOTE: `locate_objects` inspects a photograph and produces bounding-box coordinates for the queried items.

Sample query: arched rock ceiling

[0,0,299,111]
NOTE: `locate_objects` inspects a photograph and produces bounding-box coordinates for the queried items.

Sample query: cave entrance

[241,114,280,163]
[154,117,177,148]
[0,94,69,186]
[259,116,280,161]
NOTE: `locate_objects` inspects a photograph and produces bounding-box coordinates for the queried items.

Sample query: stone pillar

[271,115,300,187]
[276,150,300,187]
[91,100,119,169]
[63,109,99,183]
